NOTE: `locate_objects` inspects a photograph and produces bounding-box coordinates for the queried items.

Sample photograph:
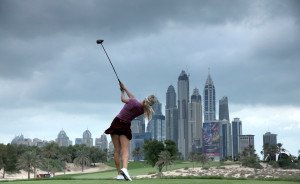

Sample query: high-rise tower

[232,118,242,159]
[56,130,72,147]
[178,70,189,159]
[188,88,202,154]
[203,73,216,122]
[220,119,232,158]
[263,132,277,146]
[166,85,178,146]
[83,129,93,147]
[219,96,229,121]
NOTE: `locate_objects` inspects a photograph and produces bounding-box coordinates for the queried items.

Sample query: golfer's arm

[124,88,135,99]
[121,90,129,103]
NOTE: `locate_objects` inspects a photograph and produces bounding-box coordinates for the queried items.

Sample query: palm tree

[155,151,173,172]
[58,148,72,175]
[188,152,197,169]
[248,145,255,157]
[74,149,90,172]
[241,148,249,160]
[17,151,36,179]
[42,143,57,174]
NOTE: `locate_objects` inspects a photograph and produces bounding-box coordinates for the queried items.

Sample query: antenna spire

[186,65,190,77]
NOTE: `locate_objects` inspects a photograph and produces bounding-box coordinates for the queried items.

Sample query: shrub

[278,159,295,169]
[202,166,210,170]
[269,161,279,168]
[241,156,263,169]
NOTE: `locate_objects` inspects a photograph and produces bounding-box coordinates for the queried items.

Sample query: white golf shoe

[117,174,125,180]
[120,168,132,181]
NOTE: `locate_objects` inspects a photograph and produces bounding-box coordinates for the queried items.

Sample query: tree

[164,140,178,161]
[74,148,90,172]
[143,139,165,167]
[42,142,58,174]
[58,147,72,174]
[132,147,143,161]
[0,144,7,178]
[89,147,106,166]
[188,152,197,170]
[198,153,209,167]
[0,144,18,178]
[234,153,241,162]
[17,151,36,179]
[101,149,109,163]
[248,145,255,157]
[155,151,174,172]
[31,152,43,178]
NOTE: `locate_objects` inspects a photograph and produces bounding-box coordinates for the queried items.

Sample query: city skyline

[0,0,299,157]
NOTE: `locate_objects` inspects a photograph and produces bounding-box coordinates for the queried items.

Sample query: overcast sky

[0,0,299,156]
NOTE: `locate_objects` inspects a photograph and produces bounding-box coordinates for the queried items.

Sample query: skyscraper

[203,73,216,122]
[147,100,166,141]
[232,118,242,158]
[83,129,93,147]
[56,130,72,147]
[165,85,178,146]
[220,119,232,158]
[188,88,202,154]
[263,132,277,146]
[219,96,229,121]
[178,70,189,159]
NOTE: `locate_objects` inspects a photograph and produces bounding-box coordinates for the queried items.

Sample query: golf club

[96,39,121,83]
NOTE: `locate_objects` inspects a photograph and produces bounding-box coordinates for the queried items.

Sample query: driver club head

[96,39,104,44]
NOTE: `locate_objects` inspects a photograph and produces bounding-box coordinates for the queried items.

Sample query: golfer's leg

[111,134,121,174]
[120,135,130,169]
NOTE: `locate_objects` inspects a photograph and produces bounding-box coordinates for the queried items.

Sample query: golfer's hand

[119,82,125,90]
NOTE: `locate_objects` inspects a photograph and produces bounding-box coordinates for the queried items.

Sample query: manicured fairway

[57,161,235,179]
[5,179,299,184]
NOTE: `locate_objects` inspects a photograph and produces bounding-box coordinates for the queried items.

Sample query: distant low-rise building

[239,135,255,154]
[11,134,33,146]
[95,134,108,150]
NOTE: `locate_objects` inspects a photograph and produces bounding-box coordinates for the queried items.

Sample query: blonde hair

[143,94,157,121]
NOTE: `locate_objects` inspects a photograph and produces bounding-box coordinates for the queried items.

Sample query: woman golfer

[105,82,157,181]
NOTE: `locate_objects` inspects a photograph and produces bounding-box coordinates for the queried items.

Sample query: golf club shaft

[100,43,121,83]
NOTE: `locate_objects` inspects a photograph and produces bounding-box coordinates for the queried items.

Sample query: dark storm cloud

[0,0,300,108]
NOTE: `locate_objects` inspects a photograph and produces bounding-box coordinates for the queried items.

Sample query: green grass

[2,179,299,184]
[54,160,235,179]
[2,161,300,184]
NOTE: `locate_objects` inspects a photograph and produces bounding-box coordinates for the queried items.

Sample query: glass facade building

[166,85,178,146]
[178,70,189,159]
[232,118,242,158]
[203,73,216,122]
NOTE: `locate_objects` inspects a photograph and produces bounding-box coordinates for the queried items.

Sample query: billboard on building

[203,122,220,158]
